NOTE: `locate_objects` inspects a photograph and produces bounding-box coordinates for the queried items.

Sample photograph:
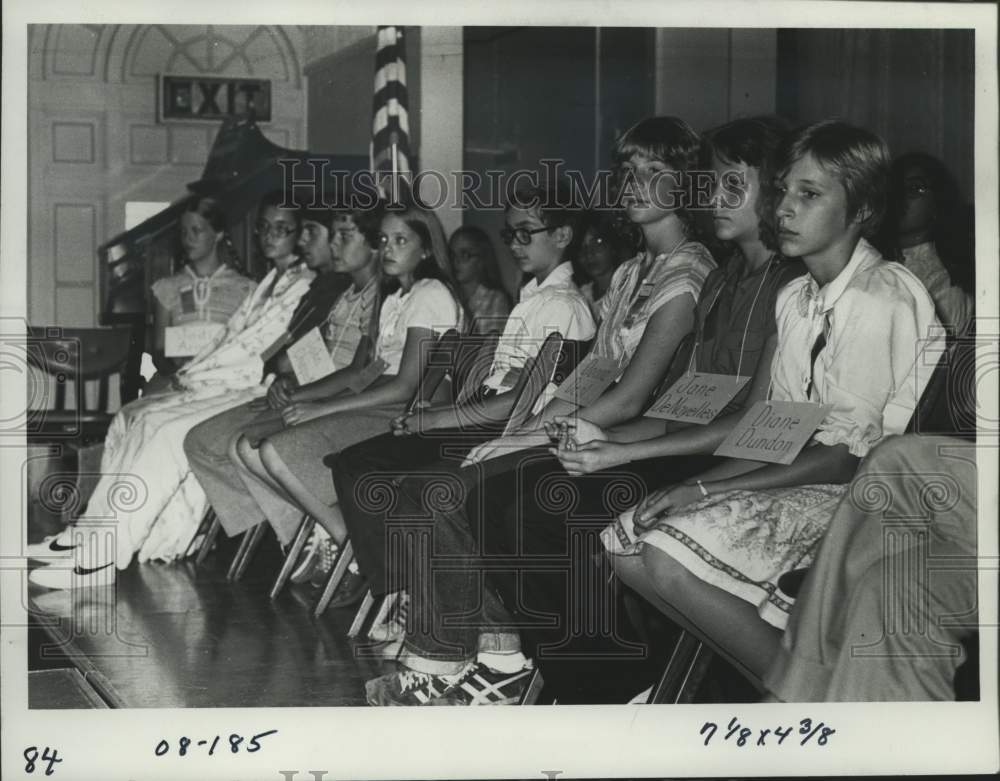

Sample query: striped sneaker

[365,666,469,707]
[429,663,532,706]
[290,525,333,584]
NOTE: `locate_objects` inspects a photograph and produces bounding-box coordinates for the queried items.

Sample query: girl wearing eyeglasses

[28,191,317,586]
[464,116,718,465]
[222,202,465,558]
[357,117,720,706]
[449,225,512,333]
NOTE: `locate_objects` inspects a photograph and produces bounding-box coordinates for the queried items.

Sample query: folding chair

[26,325,139,526]
[183,507,223,562]
[336,334,576,644]
[305,329,463,607]
[641,332,966,704]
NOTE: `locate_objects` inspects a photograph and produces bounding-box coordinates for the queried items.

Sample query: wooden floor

[28,532,393,708]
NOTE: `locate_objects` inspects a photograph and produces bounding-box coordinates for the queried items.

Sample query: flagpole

[391,141,398,204]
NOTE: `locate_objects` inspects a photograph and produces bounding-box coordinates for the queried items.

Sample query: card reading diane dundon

[287,327,336,386]
[645,372,751,424]
[164,323,225,357]
[714,400,832,465]
[552,355,620,407]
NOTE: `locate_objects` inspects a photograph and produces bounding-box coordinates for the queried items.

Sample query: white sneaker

[24,530,79,560]
[29,561,115,590]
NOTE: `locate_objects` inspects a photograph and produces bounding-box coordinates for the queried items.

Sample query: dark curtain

[777,28,975,202]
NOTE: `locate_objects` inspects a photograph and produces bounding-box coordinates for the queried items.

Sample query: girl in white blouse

[606,120,942,682]
[229,203,464,548]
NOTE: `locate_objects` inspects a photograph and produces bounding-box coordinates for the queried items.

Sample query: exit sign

[159,75,272,122]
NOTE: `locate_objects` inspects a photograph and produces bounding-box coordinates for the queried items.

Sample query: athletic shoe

[365,665,470,706]
[29,561,115,590]
[308,536,337,587]
[24,530,78,560]
[325,571,369,609]
[429,662,532,706]
[290,525,333,583]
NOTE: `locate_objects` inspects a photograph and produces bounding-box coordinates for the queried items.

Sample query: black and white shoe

[24,531,79,560]
[29,561,115,590]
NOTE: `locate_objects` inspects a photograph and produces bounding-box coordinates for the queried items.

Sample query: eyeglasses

[499,225,552,246]
[255,220,298,239]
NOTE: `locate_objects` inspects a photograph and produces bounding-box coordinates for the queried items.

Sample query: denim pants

[331,427,512,675]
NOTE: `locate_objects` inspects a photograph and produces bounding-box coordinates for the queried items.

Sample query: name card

[287,328,336,386]
[348,357,389,394]
[164,323,225,357]
[553,355,620,407]
[645,372,750,424]
[714,400,831,465]
[259,331,293,363]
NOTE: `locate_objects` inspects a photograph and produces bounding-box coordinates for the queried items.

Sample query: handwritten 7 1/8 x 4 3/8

[700,717,836,748]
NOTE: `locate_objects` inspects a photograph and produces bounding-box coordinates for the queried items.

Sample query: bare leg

[233,434,290,499]
[613,546,782,683]
[258,440,347,544]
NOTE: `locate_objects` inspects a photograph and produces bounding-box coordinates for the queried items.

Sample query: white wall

[417,27,463,237]
[27,24,309,327]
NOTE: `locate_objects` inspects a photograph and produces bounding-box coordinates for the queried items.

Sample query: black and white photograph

[1,1,997,779]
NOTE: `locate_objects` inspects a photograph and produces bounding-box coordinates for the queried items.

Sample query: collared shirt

[593,241,717,373]
[151,264,256,326]
[322,276,379,371]
[376,278,463,375]
[482,262,596,391]
[660,255,806,414]
[902,242,974,335]
[264,271,352,375]
[771,238,942,457]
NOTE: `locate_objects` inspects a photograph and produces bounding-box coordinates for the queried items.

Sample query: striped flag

[371,25,412,198]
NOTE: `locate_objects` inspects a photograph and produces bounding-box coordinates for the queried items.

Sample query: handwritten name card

[287,328,336,386]
[553,355,620,407]
[714,400,831,465]
[645,372,750,424]
[164,323,225,357]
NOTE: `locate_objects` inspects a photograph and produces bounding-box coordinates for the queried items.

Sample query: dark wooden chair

[26,325,139,523]
[26,325,137,443]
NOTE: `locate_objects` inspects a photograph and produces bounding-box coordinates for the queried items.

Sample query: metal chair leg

[518,668,545,705]
[269,515,315,600]
[183,509,215,559]
[313,539,355,618]
[194,514,223,566]
[226,522,267,582]
[366,592,399,640]
[347,590,377,638]
[649,629,713,704]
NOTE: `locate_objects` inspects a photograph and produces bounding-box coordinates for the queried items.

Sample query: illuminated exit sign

[159,75,272,122]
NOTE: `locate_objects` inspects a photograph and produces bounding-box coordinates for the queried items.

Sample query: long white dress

[77,262,314,567]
